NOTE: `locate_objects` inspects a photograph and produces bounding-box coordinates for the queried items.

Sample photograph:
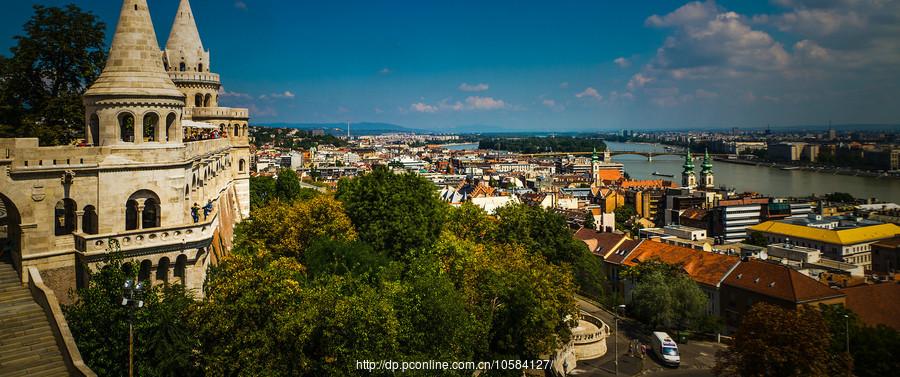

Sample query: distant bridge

[519,150,731,161]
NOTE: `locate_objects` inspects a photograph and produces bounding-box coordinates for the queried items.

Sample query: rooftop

[841,283,900,331]
[749,221,900,245]
[622,240,740,287]
[723,259,845,304]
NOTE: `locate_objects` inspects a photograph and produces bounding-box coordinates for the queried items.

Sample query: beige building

[0,0,250,296]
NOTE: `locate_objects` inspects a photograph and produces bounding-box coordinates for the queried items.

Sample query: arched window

[239,159,246,172]
[143,112,159,142]
[204,93,211,107]
[138,260,152,282]
[54,199,77,236]
[198,63,204,72]
[174,254,188,284]
[165,113,177,143]
[195,94,203,107]
[89,114,100,146]
[125,190,161,230]
[156,257,170,283]
[82,205,98,235]
[142,198,160,229]
[233,124,240,137]
[125,199,138,230]
[119,113,135,143]
[179,62,186,72]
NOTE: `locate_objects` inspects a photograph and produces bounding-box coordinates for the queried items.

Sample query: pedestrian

[191,203,200,223]
[203,199,213,220]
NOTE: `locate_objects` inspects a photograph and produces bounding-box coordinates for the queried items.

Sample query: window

[54,199,77,236]
[119,113,135,142]
[239,159,246,172]
[195,94,203,107]
[82,205,98,235]
[165,113,177,142]
[89,114,100,146]
[143,112,159,142]
[179,62,186,72]
[198,63,203,72]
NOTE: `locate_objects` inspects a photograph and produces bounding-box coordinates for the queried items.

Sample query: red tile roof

[841,283,900,331]
[575,228,627,256]
[723,259,845,304]
[604,239,643,265]
[623,240,740,287]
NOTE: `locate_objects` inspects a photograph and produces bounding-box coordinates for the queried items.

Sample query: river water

[604,141,900,203]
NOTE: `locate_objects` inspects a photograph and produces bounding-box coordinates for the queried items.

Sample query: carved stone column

[135,198,146,229]
[75,210,85,233]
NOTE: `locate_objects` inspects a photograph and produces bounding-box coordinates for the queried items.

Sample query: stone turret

[700,148,714,189]
[682,150,696,189]
[164,0,220,110]
[83,0,185,146]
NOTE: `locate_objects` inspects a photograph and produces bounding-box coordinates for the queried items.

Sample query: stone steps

[0,261,69,376]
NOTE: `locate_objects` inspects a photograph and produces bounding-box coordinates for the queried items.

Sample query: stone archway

[0,193,21,263]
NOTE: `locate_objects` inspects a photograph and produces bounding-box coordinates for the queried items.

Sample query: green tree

[714,303,846,377]
[336,166,446,259]
[583,212,596,230]
[234,195,357,259]
[0,5,106,145]
[249,175,276,209]
[491,203,605,300]
[824,192,855,203]
[64,242,198,376]
[820,304,900,377]
[624,260,708,331]
[275,168,304,202]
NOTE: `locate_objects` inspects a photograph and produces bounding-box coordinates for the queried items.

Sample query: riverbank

[713,157,900,180]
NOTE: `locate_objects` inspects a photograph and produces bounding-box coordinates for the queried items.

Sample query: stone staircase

[0,260,69,376]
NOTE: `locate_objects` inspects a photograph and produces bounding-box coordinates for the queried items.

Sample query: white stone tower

[83,0,185,147]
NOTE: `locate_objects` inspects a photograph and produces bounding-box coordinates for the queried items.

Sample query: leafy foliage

[0,4,105,145]
[820,304,900,377]
[623,260,709,331]
[714,303,847,377]
[477,136,606,154]
[249,175,276,210]
[234,195,357,259]
[64,244,198,377]
[336,166,446,259]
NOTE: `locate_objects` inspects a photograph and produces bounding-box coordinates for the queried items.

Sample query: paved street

[570,297,724,377]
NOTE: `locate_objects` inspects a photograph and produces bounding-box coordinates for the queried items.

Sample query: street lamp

[121,279,144,377]
[615,304,626,376]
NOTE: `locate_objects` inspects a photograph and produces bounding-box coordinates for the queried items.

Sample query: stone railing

[572,310,611,361]
[183,138,232,159]
[572,312,610,344]
[27,267,96,377]
[74,213,218,257]
[185,107,249,120]
[168,71,220,84]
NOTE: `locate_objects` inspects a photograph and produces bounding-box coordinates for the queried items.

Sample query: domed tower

[83,0,185,146]
[681,150,697,189]
[699,149,714,189]
[164,0,218,111]
[591,147,600,186]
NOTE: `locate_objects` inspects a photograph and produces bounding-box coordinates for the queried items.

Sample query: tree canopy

[0,4,106,145]
[623,260,709,331]
[714,303,847,377]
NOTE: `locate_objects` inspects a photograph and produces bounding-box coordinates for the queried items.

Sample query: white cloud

[559,82,569,89]
[542,99,556,107]
[379,67,392,75]
[374,107,384,114]
[464,96,506,110]
[458,83,489,92]
[234,1,247,10]
[410,102,438,113]
[218,88,251,99]
[542,98,565,112]
[627,74,653,90]
[614,57,631,68]
[575,87,602,100]
[263,91,295,100]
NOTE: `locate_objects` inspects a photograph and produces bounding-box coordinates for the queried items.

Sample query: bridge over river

[520,150,732,161]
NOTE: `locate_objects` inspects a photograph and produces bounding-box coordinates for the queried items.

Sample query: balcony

[169,72,220,84]
[74,213,219,262]
[184,107,249,120]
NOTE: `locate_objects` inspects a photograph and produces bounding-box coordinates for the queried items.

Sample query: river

[603,141,900,203]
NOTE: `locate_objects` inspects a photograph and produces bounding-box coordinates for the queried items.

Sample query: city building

[681,151,697,189]
[870,236,900,276]
[720,259,846,329]
[0,0,250,296]
[748,219,900,272]
[699,150,714,189]
[710,197,769,243]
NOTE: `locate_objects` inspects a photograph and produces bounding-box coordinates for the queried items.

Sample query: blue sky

[2,0,899,131]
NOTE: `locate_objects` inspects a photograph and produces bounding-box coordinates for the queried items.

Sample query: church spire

[84,0,183,98]
[165,0,210,73]
[682,150,695,173]
[701,148,713,174]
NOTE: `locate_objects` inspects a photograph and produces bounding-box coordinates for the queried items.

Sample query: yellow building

[749,221,900,272]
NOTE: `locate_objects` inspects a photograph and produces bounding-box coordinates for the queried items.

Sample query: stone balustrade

[572,311,611,361]
[74,212,218,259]
[185,107,249,119]
[169,71,220,84]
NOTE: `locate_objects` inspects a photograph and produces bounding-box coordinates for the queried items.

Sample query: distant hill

[254,122,431,135]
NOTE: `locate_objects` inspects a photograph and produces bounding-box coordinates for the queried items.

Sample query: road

[570,297,723,377]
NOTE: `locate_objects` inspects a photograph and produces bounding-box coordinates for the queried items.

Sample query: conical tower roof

[85,0,184,98]
[165,0,205,59]
[683,150,695,173]
[701,149,713,173]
